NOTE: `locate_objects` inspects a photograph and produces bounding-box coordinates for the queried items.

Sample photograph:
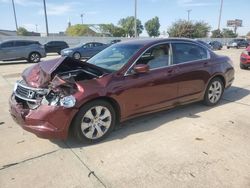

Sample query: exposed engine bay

[14,57,105,109]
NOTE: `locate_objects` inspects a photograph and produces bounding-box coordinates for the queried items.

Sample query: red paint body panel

[9,39,235,140]
[240,47,250,66]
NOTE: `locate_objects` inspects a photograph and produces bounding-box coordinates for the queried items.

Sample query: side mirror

[133,64,149,74]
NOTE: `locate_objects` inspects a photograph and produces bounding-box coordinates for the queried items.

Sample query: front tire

[28,52,41,63]
[72,100,116,143]
[73,52,81,60]
[203,78,224,106]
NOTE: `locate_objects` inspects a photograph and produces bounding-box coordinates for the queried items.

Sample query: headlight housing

[62,50,73,54]
[60,95,76,108]
[232,42,237,46]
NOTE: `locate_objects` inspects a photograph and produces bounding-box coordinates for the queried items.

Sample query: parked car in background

[61,42,108,60]
[9,38,234,143]
[227,39,249,49]
[110,39,121,44]
[44,41,69,54]
[0,40,46,63]
[240,46,250,69]
[208,41,223,50]
[195,39,212,49]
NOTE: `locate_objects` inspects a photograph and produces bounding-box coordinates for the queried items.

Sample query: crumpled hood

[22,57,67,88]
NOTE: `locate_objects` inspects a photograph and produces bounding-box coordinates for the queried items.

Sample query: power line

[43,0,49,36]
[134,0,137,38]
[218,0,223,30]
[11,0,18,31]
[187,9,192,21]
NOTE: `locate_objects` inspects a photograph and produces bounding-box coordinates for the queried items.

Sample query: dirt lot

[0,49,250,188]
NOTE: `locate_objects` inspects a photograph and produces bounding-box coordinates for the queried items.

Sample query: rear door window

[15,41,28,47]
[172,43,208,64]
[1,41,14,48]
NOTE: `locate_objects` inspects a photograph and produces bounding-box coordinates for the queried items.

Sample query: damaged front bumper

[9,93,78,139]
[9,80,79,139]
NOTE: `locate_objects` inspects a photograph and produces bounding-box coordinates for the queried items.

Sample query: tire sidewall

[73,100,116,143]
[204,78,224,106]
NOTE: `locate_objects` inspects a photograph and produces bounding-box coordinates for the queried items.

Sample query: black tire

[28,52,41,63]
[240,64,247,70]
[227,46,230,49]
[73,52,81,60]
[72,100,116,143]
[203,77,224,106]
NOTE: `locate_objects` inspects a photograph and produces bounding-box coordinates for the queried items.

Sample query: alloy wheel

[30,53,40,63]
[81,106,112,139]
[208,81,222,104]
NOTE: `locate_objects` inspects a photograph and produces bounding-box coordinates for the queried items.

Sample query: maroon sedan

[9,39,235,143]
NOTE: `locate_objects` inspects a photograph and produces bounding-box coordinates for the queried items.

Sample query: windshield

[87,43,143,72]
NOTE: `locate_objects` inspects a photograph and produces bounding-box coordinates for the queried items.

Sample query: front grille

[14,80,47,103]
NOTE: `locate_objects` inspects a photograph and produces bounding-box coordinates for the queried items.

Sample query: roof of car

[1,40,38,43]
[119,38,200,46]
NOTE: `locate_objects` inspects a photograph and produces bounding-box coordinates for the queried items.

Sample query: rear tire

[28,52,41,63]
[72,100,116,143]
[203,77,224,106]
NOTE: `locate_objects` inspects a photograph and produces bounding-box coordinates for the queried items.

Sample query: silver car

[0,40,46,63]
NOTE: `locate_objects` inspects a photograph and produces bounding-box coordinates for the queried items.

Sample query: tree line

[16,16,244,38]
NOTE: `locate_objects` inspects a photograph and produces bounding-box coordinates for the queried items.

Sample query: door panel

[174,61,211,102]
[171,42,212,103]
[113,67,178,119]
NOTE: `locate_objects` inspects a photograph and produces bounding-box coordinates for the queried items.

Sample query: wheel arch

[68,96,121,136]
[202,74,226,99]
[28,51,41,58]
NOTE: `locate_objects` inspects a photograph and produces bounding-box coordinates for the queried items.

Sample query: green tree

[222,28,238,38]
[167,20,194,38]
[99,24,125,37]
[118,16,143,37]
[17,27,29,36]
[167,20,210,38]
[193,21,211,38]
[145,16,160,37]
[65,24,96,36]
[211,29,223,38]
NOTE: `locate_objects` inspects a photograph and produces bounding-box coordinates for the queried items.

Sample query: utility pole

[134,0,137,38]
[43,0,49,36]
[35,24,38,32]
[187,9,192,21]
[11,0,18,31]
[218,0,223,30]
[80,14,84,25]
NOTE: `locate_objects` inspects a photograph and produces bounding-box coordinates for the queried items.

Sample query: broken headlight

[42,91,76,108]
[60,95,76,108]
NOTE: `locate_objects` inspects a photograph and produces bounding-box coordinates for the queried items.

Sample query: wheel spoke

[85,110,95,119]
[95,125,104,138]
[85,127,95,138]
[100,109,111,120]
[95,106,103,117]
